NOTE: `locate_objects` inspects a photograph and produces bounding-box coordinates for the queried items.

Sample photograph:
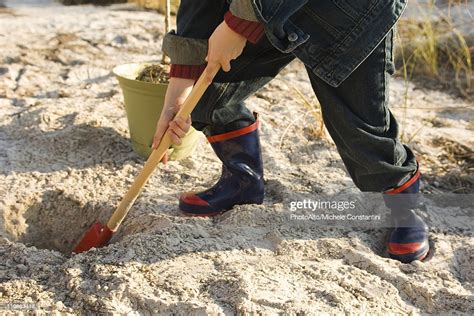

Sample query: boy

[152,0,429,263]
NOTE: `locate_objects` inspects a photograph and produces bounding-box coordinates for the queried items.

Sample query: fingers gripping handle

[107,66,221,232]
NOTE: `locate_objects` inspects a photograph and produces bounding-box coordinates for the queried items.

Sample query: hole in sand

[3,190,109,254]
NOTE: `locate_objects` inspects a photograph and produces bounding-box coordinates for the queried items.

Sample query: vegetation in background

[292,86,325,140]
[131,0,179,13]
[60,0,127,5]
[396,0,473,98]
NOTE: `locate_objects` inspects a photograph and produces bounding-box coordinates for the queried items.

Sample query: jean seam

[385,31,394,128]
[382,33,399,166]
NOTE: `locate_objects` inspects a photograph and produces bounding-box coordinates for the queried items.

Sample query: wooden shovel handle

[107,65,220,231]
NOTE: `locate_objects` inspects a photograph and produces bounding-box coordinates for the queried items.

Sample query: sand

[0,2,473,315]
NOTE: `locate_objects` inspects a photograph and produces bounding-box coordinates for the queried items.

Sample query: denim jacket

[163,0,407,87]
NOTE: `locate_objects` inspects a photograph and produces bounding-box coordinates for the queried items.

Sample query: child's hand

[152,77,194,163]
[205,20,247,83]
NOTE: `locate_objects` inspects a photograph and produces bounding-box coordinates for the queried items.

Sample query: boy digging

[153,0,429,263]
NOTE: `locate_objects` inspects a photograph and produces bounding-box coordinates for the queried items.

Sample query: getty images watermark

[288,198,382,224]
[285,193,473,229]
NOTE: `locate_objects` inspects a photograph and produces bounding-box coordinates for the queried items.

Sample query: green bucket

[113,62,201,160]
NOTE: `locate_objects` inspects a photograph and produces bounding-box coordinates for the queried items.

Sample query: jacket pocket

[302,1,357,36]
[333,0,377,21]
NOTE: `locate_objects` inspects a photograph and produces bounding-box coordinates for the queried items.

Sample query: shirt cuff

[170,64,207,80]
[224,11,265,44]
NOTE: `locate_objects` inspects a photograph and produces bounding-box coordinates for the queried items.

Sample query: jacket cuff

[162,31,208,65]
[229,0,259,22]
[170,64,206,80]
[224,11,265,44]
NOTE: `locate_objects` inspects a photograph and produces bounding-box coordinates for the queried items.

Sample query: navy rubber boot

[384,169,429,263]
[179,117,264,216]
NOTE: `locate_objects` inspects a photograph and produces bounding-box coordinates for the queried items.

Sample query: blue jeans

[190,31,418,192]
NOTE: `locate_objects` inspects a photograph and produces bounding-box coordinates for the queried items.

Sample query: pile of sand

[0,3,472,314]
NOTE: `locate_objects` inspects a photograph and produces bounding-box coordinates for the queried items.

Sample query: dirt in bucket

[136,63,170,84]
[2,190,110,254]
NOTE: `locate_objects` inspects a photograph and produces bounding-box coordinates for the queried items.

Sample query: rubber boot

[179,116,264,216]
[384,169,429,263]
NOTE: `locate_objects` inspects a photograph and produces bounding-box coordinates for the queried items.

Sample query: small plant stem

[161,0,171,65]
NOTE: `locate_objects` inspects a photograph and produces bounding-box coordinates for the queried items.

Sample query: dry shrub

[292,86,325,140]
[422,137,474,193]
[396,0,473,97]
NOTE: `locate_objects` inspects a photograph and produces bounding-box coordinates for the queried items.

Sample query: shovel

[73,66,220,254]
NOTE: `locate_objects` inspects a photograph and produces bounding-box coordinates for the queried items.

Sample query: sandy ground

[0,3,473,315]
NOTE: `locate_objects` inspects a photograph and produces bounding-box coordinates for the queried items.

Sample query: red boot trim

[179,193,210,206]
[388,241,425,255]
[207,118,259,143]
[385,169,421,195]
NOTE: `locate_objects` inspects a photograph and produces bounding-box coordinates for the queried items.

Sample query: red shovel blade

[73,222,113,254]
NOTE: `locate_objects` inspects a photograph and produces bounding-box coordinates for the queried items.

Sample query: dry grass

[292,86,325,139]
[396,0,473,98]
[276,83,326,149]
[395,0,472,143]
[421,137,474,193]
